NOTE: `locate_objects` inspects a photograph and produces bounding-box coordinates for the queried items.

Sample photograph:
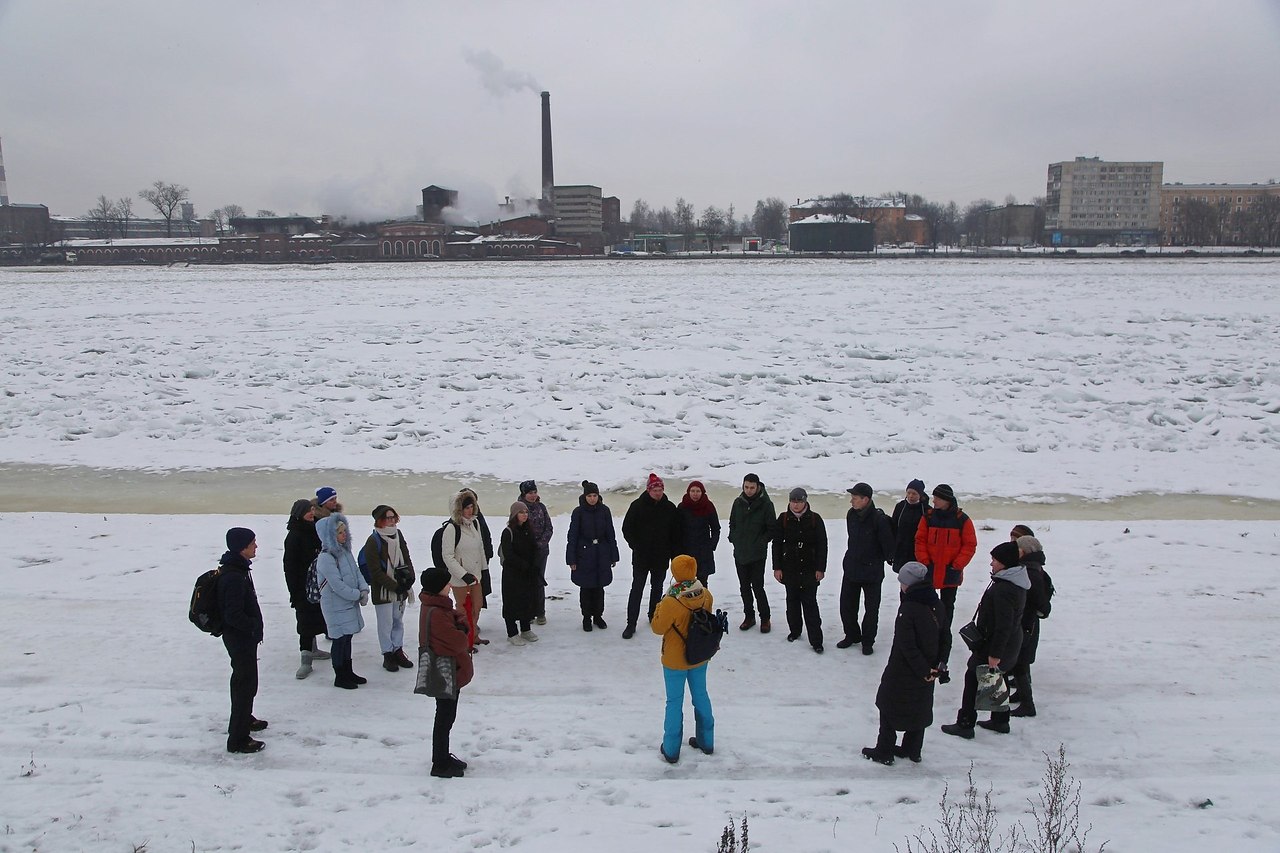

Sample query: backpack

[189,568,223,636]
[1038,568,1056,619]
[675,607,729,665]
[304,555,322,604]
[356,533,378,584]
[430,520,462,569]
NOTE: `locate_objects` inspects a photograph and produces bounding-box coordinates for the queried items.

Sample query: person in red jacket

[913,483,977,681]
[418,568,475,779]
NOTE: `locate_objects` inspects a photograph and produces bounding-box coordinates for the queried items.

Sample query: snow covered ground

[1,258,1278,851]
[1,258,1278,500]
[1,513,1277,851]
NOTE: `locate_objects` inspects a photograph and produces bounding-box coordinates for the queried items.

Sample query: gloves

[461,572,478,586]
[359,589,370,606]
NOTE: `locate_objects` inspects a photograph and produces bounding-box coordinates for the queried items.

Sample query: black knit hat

[519,480,538,497]
[582,480,600,496]
[419,567,451,595]
[990,541,1020,569]
[226,527,256,553]
[932,483,956,505]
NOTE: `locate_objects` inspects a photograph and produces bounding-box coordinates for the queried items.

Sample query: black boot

[334,665,359,689]
[940,712,976,739]
[593,615,607,629]
[622,624,636,639]
[383,652,400,672]
[348,662,367,684]
[1011,701,1037,718]
[394,648,414,669]
[861,746,894,765]
[583,616,593,632]
[978,711,1011,734]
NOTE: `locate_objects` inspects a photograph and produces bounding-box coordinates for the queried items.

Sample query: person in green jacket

[727,473,778,633]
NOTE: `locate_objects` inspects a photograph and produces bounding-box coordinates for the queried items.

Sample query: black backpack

[430,520,462,569]
[676,607,729,665]
[189,568,223,636]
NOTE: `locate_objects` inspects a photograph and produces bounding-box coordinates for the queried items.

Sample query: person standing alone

[219,527,267,753]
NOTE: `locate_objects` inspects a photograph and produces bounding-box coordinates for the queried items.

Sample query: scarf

[680,482,717,517]
[376,527,404,568]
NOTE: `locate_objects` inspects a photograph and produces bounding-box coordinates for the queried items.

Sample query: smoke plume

[463,48,541,97]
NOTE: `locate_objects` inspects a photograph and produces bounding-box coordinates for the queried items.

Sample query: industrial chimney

[0,137,9,206]
[540,91,554,214]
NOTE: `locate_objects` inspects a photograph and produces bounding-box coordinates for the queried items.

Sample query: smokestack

[0,137,9,206]
[541,91,554,211]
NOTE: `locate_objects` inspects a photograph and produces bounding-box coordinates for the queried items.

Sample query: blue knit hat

[316,486,337,505]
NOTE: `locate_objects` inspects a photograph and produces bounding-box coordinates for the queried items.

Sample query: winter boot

[1011,701,1037,718]
[583,616,593,632]
[593,615,607,629]
[940,713,976,740]
[861,746,894,765]
[447,753,468,771]
[310,639,331,661]
[862,641,875,655]
[394,648,413,669]
[759,618,771,634]
[383,652,400,672]
[739,615,756,631]
[346,662,368,685]
[334,668,359,689]
[835,637,858,649]
[295,651,314,680]
[689,736,714,755]
[622,624,636,639]
[978,712,1011,734]
[431,761,462,778]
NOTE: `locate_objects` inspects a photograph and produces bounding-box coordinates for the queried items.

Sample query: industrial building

[788,214,874,252]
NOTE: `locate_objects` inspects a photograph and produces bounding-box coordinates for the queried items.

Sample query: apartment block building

[1044,157,1163,246]
[1160,182,1280,245]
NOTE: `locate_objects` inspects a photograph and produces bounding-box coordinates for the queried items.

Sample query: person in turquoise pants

[650,554,716,763]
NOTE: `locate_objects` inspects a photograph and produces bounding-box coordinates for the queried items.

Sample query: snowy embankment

[1,258,1278,501]
[1,513,1277,852]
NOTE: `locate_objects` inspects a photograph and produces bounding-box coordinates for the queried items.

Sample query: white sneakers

[520,630,539,642]
[508,635,528,646]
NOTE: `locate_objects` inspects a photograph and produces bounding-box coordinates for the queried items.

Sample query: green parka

[727,483,778,564]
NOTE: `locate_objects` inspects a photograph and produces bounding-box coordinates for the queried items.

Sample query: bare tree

[699,205,726,253]
[1179,199,1219,246]
[115,196,133,238]
[675,197,695,244]
[723,203,737,238]
[629,199,653,231]
[751,197,788,240]
[138,180,190,236]
[255,209,276,217]
[654,206,675,233]
[86,196,118,239]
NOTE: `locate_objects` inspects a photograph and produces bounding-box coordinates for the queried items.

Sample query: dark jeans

[534,550,549,617]
[938,586,958,669]
[433,694,459,764]
[839,575,881,643]
[579,586,605,617]
[330,634,353,672]
[627,563,667,628]
[223,636,258,748]
[784,581,823,648]
[958,650,983,725]
[505,619,531,637]
[735,559,770,621]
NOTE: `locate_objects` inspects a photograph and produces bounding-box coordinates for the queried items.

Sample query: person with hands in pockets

[315,513,371,690]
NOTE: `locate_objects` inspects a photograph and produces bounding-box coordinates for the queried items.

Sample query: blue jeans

[662,664,714,759]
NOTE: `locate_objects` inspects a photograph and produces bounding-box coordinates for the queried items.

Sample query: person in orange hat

[650,554,716,763]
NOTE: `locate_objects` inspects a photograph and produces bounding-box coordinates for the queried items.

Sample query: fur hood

[449,490,482,526]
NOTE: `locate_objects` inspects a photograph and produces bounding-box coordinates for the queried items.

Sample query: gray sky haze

[2,0,1278,222]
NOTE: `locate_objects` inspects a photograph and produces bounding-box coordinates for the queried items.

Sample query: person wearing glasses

[363,505,416,673]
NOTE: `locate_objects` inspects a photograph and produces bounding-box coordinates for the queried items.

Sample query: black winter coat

[217,553,264,647]
[771,507,828,587]
[1016,552,1053,666]
[971,570,1029,667]
[890,499,925,570]
[622,492,682,568]
[283,518,321,608]
[875,583,942,731]
[499,524,540,622]
[679,505,721,576]
[566,497,620,588]
[842,502,894,582]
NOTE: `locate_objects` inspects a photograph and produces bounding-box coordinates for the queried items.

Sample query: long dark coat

[566,496,620,588]
[875,583,942,731]
[971,569,1029,667]
[499,523,540,623]
[679,505,721,576]
[890,499,925,570]
[622,492,682,568]
[771,507,828,587]
[842,502,894,582]
[1016,552,1053,666]
[283,515,326,636]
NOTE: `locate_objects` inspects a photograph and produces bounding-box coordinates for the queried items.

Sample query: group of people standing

[213,472,1053,772]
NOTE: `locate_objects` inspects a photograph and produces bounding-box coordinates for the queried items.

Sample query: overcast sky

[2,0,1278,223]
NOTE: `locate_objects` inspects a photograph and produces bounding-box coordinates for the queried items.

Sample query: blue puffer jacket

[316,513,368,637]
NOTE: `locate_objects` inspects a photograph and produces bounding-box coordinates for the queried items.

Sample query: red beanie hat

[647,473,664,490]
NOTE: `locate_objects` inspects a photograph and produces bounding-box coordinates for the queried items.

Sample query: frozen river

[2,257,1278,511]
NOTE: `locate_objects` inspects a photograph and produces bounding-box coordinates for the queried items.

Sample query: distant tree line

[1174,195,1280,247]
